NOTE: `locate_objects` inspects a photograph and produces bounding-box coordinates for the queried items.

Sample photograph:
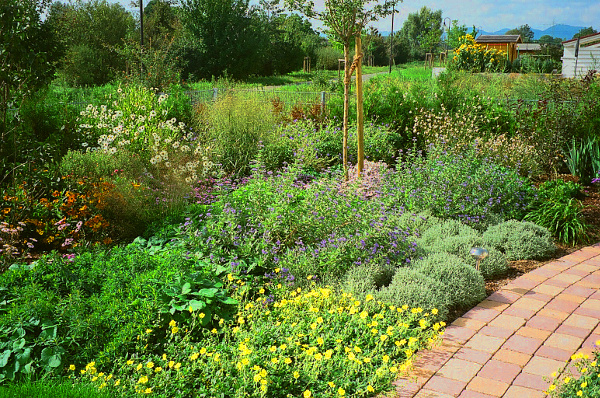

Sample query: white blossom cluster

[76,86,217,184]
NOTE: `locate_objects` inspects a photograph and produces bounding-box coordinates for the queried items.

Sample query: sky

[115,0,599,34]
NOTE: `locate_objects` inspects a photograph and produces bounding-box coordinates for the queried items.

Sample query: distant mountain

[479,24,587,40]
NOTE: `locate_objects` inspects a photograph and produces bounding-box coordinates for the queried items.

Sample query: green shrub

[537,179,582,201]
[482,220,556,260]
[524,198,590,246]
[376,268,450,320]
[413,253,486,310]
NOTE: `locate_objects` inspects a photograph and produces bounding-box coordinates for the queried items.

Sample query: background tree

[573,26,597,39]
[285,0,400,180]
[48,0,134,85]
[506,24,534,42]
[180,0,262,79]
[538,34,563,64]
[398,6,442,60]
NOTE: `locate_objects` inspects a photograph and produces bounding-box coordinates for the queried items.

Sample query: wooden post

[356,35,364,178]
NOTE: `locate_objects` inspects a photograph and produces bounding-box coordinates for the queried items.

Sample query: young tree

[285,0,400,180]
[447,20,477,50]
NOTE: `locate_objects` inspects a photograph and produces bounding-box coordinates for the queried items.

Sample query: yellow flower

[577,391,582,397]
[127,360,134,365]
[199,312,205,319]
[366,294,374,301]
[172,326,179,334]
[200,347,207,355]
[328,381,335,388]
[303,390,311,398]
[548,385,556,391]
[136,363,143,371]
[155,367,162,373]
[190,352,199,361]
[169,320,176,328]
[382,355,390,363]
[143,388,152,394]
[269,346,277,352]
[564,377,571,383]
[146,362,154,369]
[284,357,292,364]
[69,364,76,371]
[174,362,181,370]
[294,371,300,379]
[271,357,279,364]
[253,374,261,383]
[241,358,250,366]
[145,328,152,334]
[168,360,175,368]
[317,337,324,346]
[338,387,345,396]
[431,308,438,315]
[114,380,120,386]
[137,376,149,384]
[367,385,375,392]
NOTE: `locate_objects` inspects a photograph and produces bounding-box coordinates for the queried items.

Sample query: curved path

[388,243,600,398]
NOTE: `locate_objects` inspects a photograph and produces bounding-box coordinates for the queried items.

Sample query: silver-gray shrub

[340,263,397,298]
[413,253,486,311]
[482,220,556,260]
[375,268,451,320]
[418,234,508,280]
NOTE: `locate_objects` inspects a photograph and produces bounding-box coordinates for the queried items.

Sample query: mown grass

[0,378,112,398]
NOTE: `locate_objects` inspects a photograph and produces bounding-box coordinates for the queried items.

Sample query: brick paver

[391,243,600,397]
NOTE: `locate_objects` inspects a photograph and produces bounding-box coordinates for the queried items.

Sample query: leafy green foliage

[413,252,486,311]
[0,244,232,377]
[565,137,600,186]
[524,179,591,245]
[341,263,397,297]
[482,220,556,261]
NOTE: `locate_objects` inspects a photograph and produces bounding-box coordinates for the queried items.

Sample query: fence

[6,88,338,120]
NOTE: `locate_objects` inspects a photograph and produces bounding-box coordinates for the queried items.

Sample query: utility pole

[389,5,395,74]
[140,0,144,47]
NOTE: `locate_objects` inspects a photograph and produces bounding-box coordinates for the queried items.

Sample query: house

[475,35,522,62]
[562,32,600,78]
[516,43,542,56]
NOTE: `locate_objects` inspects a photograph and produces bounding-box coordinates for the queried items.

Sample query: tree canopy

[505,24,534,42]
[399,6,442,59]
[573,26,598,39]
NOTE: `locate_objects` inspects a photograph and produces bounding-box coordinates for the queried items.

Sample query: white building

[562,32,600,78]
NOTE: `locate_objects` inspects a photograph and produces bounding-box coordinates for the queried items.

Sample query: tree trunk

[343,44,350,181]
[356,35,364,178]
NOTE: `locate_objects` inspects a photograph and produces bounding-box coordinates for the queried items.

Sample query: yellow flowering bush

[71,286,444,397]
[452,34,506,73]
[547,345,600,398]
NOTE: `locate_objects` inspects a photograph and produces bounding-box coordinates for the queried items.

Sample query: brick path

[388,243,600,398]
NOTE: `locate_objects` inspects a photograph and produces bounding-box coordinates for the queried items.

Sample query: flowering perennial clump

[452,34,506,73]
[76,85,217,185]
[71,285,444,397]
[547,343,600,398]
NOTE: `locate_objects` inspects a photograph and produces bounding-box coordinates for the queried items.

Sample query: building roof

[562,32,600,45]
[476,35,522,43]
[517,43,541,51]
